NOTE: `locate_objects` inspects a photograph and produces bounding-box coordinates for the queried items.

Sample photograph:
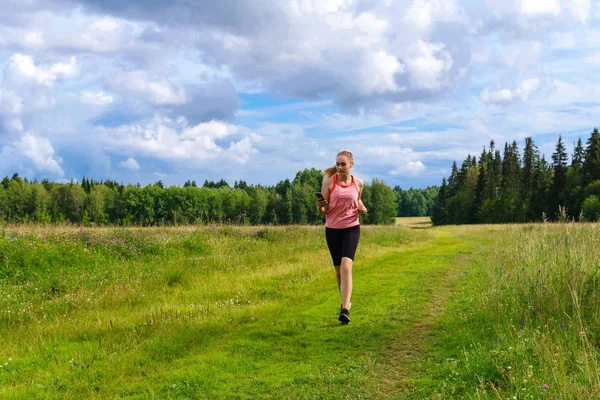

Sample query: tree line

[0,168,408,226]
[393,186,438,217]
[432,128,600,225]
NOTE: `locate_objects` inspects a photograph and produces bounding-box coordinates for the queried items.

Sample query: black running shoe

[339,308,350,324]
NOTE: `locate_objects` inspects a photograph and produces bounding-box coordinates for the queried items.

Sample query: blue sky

[0,0,599,189]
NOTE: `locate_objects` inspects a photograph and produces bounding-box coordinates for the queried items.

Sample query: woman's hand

[358,205,368,215]
[317,199,328,215]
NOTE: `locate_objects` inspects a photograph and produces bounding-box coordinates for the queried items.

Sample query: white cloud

[406,40,453,91]
[550,31,578,48]
[8,54,55,87]
[517,78,541,100]
[519,0,561,17]
[7,54,79,87]
[363,145,428,177]
[353,12,389,47]
[405,0,465,30]
[361,50,404,94]
[91,17,122,32]
[71,16,133,53]
[498,41,542,71]
[390,161,426,176]
[471,49,491,63]
[480,78,541,104]
[15,134,64,176]
[0,26,46,49]
[23,30,44,47]
[0,89,23,115]
[480,88,513,103]
[227,136,255,163]
[290,0,352,15]
[119,156,140,171]
[4,118,23,132]
[1,54,78,135]
[515,0,591,24]
[98,118,258,166]
[585,53,600,65]
[48,57,79,79]
[566,0,592,24]
[112,71,187,105]
[180,120,239,140]
[551,79,582,100]
[79,90,114,105]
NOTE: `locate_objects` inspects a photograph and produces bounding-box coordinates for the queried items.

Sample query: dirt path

[368,226,482,398]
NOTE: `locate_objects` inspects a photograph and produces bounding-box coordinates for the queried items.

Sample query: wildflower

[543,384,549,390]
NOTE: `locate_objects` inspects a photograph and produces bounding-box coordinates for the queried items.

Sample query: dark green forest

[393,186,438,217]
[0,168,435,226]
[432,128,600,225]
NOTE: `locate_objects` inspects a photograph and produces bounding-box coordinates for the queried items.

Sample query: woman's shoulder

[354,176,365,187]
[323,175,335,185]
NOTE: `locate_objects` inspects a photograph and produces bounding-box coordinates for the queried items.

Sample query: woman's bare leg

[339,257,352,310]
[334,265,342,294]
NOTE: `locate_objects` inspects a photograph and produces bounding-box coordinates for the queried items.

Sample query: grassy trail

[139,224,490,399]
[363,225,491,398]
[0,223,497,399]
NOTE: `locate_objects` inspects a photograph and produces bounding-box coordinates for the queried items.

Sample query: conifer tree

[492,149,503,197]
[551,135,568,218]
[566,138,585,219]
[500,141,521,221]
[531,155,552,220]
[471,161,487,223]
[583,128,600,185]
[522,137,538,196]
[447,161,459,197]
[521,137,538,220]
[431,178,447,225]
[456,157,471,190]
[572,138,584,169]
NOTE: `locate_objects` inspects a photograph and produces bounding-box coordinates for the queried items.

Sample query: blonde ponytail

[323,150,354,178]
[324,165,337,178]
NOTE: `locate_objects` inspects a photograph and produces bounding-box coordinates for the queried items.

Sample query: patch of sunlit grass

[407,222,600,399]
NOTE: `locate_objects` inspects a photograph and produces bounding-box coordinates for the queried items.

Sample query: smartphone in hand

[315,192,327,204]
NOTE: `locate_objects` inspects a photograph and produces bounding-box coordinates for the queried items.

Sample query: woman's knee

[340,257,353,269]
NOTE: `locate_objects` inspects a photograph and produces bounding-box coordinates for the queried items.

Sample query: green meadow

[1,220,599,399]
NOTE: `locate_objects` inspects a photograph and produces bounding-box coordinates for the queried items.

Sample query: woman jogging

[317,150,367,324]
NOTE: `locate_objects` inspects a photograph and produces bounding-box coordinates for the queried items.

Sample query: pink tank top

[326,174,360,229]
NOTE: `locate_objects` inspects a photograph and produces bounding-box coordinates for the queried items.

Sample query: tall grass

[485,223,600,397]
[7,222,594,398]
[0,223,429,399]
[408,223,600,399]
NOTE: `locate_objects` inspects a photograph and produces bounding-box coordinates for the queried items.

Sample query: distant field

[1,222,598,399]
[395,216,432,227]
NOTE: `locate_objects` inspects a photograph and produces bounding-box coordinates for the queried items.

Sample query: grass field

[1,220,599,399]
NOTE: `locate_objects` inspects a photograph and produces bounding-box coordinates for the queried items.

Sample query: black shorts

[325,225,360,266]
